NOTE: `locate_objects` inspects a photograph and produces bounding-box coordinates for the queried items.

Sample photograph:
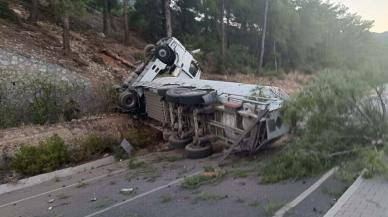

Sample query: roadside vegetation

[262,68,388,183]
[182,166,226,189]
[9,134,126,177]
[0,71,117,129]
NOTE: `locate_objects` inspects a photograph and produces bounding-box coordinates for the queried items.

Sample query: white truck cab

[117,37,289,160]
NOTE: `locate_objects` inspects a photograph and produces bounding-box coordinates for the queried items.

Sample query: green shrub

[11,135,69,176]
[0,2,19,23]
[262,69,388,182]
[72,134,120,162]
[261,145,330,183]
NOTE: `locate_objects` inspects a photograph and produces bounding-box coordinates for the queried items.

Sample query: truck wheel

[185,143,213,159]
[119,90,138,110]
[166,88,207,105]
[169,133,193,149]
[155,45,175,66]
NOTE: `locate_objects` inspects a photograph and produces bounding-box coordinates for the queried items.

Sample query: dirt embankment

[1,0,147,87]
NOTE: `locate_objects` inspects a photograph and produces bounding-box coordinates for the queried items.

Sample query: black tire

[157,85,179,98]
[155,45,175,66]
[185,143,213,159]
[166,88,208,105]
[169,134,192,149]
[119,91,138,110]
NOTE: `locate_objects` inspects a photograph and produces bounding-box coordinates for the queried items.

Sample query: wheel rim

[158,49,167,58]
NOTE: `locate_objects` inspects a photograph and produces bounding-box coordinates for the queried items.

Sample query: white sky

[331,0,388,32]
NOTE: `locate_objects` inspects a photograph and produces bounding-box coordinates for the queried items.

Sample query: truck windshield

[189,62,198,77]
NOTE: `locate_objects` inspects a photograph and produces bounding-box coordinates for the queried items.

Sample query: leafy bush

[72,134,120,162]
[11,135,69,176]
[262,69,388,182]
[0,2,19,23]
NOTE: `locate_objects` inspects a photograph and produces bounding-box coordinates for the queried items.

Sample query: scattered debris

[120,188,134,195]
[120,139,133,155]
[181,167,226,189]
[90,193,97,202]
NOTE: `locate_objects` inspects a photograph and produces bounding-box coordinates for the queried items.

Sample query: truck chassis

[117,37,289,159]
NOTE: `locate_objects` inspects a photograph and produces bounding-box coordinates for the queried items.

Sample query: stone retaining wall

[0,48,107,114]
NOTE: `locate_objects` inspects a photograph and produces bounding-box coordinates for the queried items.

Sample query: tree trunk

[102,0,111,36]
[123,0,130,46]
[62,14,71,55]
[226,0,231,48]
[108,1,116,32]
[258,0,269,74]
[163,0,172,37]
[30,0,39,24]
[219,0,225,61]
[274,40,278,72]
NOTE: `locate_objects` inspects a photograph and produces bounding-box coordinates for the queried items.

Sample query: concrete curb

[0,156,116,196]
[273,167,338,217]
[323,173,365,217]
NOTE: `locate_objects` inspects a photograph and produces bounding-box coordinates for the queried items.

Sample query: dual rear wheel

[161,87,213,159]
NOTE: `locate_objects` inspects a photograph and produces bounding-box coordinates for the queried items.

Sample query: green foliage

[0,2,19,23]
[72,134,120,162]
[261,145,330,183]
[360,149,388,178]
[262,69,388,182]
[11,135,69,176]
[128,157,146,169]
[50,0,91,16]
[181,167,226,189]
[129,0,164,40]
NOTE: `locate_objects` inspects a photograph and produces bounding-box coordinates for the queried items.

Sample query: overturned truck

[117,37,289,159]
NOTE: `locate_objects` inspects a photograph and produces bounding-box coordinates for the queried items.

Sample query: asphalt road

[0,150,348,217]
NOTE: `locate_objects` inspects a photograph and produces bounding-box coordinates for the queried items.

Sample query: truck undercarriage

[117,37,289,160]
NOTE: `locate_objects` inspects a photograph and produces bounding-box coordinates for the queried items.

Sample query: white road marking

[323,170,365,217]
[84,171,202,217]
[273,167,338,217]
[0,168,126,209]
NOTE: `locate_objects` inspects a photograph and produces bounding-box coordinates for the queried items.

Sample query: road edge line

[273,167,338,217]
[83,170,202,217]
[0,156,116,196]
[323,172,365,217]
[0,168,126,208]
